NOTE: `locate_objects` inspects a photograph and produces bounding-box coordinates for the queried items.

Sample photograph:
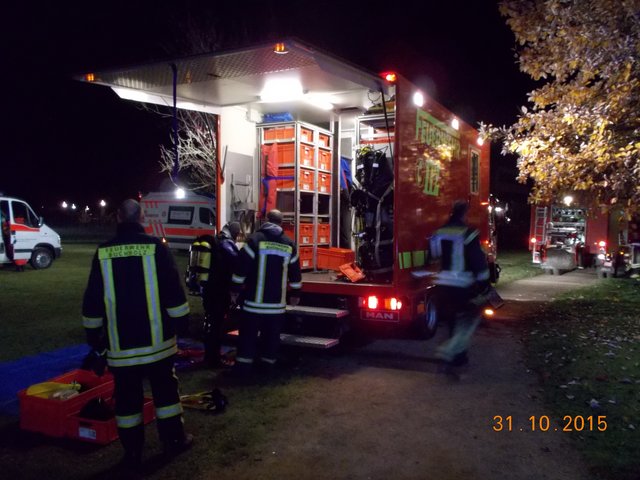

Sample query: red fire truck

[529,201,640,276]
[79,39,495,346]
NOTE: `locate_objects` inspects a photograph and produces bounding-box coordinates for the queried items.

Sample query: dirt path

[197,271,599,480]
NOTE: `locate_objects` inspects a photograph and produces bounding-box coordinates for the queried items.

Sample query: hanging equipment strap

[171,63,179,183]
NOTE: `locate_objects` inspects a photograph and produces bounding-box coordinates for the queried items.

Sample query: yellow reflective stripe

[255,252,267,303]
[464,229,479,245]
[281,257,289,305]
[99,243,156,260]
[289,281,302,289]
[166,302,190,318]
[82,316,103,328]
[107,343,178,367]
[142,254,162,346]
[243,244,256,259]
[242,304,286,314]
[412,250,425,267]
[398,251,412,269]
[109,337,176,359]
[232,274,245,284]
[155,403,183,419]
[259,241,292,254]
[100,258,120,351]
[116,413,143,428]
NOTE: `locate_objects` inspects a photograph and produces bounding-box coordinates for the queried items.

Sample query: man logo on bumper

[361,311,399,322]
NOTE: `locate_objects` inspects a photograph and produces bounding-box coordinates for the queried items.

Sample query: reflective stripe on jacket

[82,222,189,367]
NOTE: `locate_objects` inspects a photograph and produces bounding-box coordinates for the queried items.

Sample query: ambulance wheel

[30,247,53,269]
[415,293,438,340]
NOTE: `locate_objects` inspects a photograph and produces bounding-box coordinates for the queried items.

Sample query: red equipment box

[67,397,155,445]
[18,369,115,438]
[318,133,330,148]
[300,127,313,143]
[264,126,295,141]
[318,172,331,193]
[317,224,330,244]
[276,168,315,191]
[299,223,314,245]
[317,247,355,271]
[318,150,332,171]
[299,246,314,269]
[299,144,315,167]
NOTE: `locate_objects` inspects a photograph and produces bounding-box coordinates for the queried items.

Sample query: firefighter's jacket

[82,222,190,368]
[430,219,490,292]
[231,222,302,315]
[202,228,239,311]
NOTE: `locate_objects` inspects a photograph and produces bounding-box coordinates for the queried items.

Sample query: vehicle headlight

[597,253,605,260]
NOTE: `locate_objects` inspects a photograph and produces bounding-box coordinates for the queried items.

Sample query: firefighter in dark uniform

[230,209,302,374]
[82,199,192,468]
[202,221,241,367]
[430,200,491,374]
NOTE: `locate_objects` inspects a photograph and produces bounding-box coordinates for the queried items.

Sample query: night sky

[4,0,533,214]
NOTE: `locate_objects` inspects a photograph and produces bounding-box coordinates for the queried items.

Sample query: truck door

[10,200,42,263]
[0,200,9,263]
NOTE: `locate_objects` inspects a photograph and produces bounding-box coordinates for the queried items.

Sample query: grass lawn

[524,278,640,480]
[496,249,542,284]
[0,244,204,362]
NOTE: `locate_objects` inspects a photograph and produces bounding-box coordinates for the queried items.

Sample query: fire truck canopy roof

[77,39,388,121]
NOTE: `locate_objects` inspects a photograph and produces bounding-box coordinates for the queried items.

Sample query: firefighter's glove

[82,349,107,377]
[289,295,300,307]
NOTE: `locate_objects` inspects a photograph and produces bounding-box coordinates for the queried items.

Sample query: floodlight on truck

[380,71,397,83]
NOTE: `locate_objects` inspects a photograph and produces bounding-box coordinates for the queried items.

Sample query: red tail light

[362,296,403,311]
[367,296,379,309]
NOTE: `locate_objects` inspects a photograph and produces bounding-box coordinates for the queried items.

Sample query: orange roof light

[274,42,288,54]
[381,71,397,83]
[85,73,95,82]
[484,308,495,317]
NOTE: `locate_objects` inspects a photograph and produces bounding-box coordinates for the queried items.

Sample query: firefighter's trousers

[112,356,185,453]
[203,296,231,365]
[435,286,482,363]
[235,311,285,367]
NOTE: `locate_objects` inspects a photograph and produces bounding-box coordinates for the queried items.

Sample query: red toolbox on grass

[18,369,155,444]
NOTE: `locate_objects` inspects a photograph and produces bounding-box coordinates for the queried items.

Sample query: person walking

[430,200,491,375]
[230,209,302,376]
[82,199,193,469]
[201,221,241,367]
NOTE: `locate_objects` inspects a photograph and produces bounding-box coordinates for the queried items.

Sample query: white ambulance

[141,190,216,250]
[0,195,62,269]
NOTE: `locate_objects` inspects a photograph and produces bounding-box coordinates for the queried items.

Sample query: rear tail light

[367,296,379,309]
[362,296,403,311]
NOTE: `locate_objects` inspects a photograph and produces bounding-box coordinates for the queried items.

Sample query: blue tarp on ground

[0,344,89,416]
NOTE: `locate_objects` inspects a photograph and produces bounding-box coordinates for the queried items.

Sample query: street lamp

[61,201,68,209]
[99,199,106,207]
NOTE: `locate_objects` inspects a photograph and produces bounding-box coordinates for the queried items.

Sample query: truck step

[226,330,339,349]
[285,305,350,318]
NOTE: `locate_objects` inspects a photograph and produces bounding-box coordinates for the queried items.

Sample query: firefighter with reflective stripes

[82,200,192,468]
[230,209,302,374]
[430,200,491,374]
